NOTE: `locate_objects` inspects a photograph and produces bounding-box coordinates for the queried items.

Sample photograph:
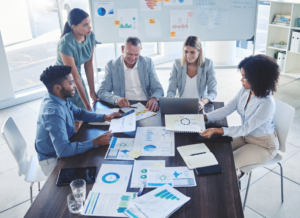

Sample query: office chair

[1,117,47,204]
[240,99,295,211]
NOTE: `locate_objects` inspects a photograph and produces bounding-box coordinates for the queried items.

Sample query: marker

[191,152,206,156]
[137,182,146,197]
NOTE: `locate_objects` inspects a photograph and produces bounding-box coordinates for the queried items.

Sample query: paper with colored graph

[89,108,119,125]
[141,0,161,11]
[118,9,138,37]
[170,10,191,39]
[165,114,206,133]
[109,110,136,133]
[147,167,196,187]
[94,2,115,18]
[122,102,157,121]
[105,137,135,160]
[124,184,190,218]
[164,0,193,6]
[130,160,165,188]
[133,127,175,156]
[92,164,132,193]
[82,192,137,217]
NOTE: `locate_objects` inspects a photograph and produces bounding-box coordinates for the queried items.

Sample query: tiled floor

[0,63,299,218]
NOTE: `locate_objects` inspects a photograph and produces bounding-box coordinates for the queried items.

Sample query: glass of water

[67,193,83,214]
[70,179,86,202]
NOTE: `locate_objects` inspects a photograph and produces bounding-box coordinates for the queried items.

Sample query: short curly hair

[40,65,72,93]
[238,54,280,98]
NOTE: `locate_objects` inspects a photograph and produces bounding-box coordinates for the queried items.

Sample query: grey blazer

[97,55,164,105]
[167,58,217,102]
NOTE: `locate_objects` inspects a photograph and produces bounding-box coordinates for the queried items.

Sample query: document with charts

[147,166,196,188]
[133,127,175,156]
[109,110,136,133]
[92,164,132,193]
[130,160,165,188]
[82,192,137,217]
[124,184,190,218]
[105,137,135,160]
[165,114,206,133]
[89,108,119,125]
[122,102,157,121]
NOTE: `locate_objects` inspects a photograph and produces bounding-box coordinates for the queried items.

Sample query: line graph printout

[105,137,135,160]
[82,192,137,217]
[147,167,196,187]
[164,0,193,6]
[141,0,161,11]
[125,185,190,218]
[170,10,191,39]
[118,9,139,37]
[133,127,175,156]
[92,164,132,193]
[130,160,165,188]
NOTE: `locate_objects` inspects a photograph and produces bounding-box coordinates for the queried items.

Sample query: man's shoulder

[107,56,123,68]
[139,55,152,65]
[40,97,65,118]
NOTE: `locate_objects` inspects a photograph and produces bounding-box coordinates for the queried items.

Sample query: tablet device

[195,165,223,176]
[56,166,97,186]
[159,97,199,114]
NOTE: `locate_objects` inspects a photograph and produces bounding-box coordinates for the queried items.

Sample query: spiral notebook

[165,114,206,133]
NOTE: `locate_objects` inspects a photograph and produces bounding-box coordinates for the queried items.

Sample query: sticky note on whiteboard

[157,0,162,1]
[115,20,120,26]
[149,19,155,24]
[188,12,193,17]
[170,32,176,38]
[164,0,170,2]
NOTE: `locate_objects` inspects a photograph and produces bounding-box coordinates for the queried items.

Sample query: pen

[191,152,205,156]
[137,182,146,197]
[130,106,137,108]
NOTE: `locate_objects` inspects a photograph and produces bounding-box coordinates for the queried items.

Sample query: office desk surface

[25,101,244,218]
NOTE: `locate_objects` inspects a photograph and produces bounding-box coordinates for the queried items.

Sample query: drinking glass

[67,193,83,214]
[70,179,86,202]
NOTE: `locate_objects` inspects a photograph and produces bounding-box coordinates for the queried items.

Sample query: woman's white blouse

[206,88,276,137]
[181,75,200,99]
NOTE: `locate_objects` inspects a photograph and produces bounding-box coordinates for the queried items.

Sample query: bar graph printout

[133,127,175,156]
[82,192,137,217]
[125,184,190,218]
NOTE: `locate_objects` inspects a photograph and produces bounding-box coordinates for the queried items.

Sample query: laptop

[159,97,199,114]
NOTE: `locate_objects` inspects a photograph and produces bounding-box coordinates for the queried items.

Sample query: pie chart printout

[144,145,156,152]
[102,172,120,184]
[97,7,106,16]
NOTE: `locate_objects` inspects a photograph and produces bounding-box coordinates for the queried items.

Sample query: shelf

[283,68,300,79]
[269,24,290,29]
[267,46,287,51]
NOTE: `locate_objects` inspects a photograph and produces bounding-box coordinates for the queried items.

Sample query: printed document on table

[133,127,175,156]
[170,10,191,39]
[118,9,138,37]
[125,184,190,218]
[109,111,136,133]
[89,108,119,125]
[165,114,206,133]
[105,137,135,160]
[130,160,165,188]
[122,103,156,121]
[147,167,196,187]
[92,164,132,193]
[82,192,137,217]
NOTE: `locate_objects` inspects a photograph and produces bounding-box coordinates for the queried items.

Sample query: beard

[60,86,74,99]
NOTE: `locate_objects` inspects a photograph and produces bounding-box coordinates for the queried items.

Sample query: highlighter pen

[137,182,146,197]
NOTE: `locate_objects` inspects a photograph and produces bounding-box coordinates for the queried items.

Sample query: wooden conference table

[25,100,244,218]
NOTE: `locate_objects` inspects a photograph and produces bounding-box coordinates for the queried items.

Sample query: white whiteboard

[90,0,258,43]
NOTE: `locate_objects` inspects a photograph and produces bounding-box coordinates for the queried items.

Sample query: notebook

[177,143,219,170]
[165,114,206,133]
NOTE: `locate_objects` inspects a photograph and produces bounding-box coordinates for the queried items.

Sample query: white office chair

[1,117,47,204]
[241,99,295,211]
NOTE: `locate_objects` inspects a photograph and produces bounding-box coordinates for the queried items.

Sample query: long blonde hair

[181,36,205,67]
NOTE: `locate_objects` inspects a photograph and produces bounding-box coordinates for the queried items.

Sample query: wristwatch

[154,97,159,101]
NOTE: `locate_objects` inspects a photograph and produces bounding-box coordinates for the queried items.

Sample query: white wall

[0,0,32,46]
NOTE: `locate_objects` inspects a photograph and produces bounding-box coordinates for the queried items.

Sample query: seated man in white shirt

[97,37,164,111]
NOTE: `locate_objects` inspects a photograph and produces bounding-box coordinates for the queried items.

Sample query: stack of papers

[105,137,135,160]
[89,108,119,125]
[125,184,190,218]
[177,143,218,169]
[165,114,206,133]
[109,110,136,133]
[122,102,157,121]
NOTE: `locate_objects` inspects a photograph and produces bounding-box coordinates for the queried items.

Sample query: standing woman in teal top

[56,8,97,131]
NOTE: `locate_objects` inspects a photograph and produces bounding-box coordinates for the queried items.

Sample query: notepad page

[177,143,210,157]
[184,153,218,169]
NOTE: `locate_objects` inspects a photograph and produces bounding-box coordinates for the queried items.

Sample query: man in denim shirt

[35,66,121,176]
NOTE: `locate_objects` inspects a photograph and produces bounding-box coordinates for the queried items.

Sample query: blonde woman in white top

[167,36,217,110]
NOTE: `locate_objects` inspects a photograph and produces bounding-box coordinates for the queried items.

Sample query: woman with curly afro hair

[200,54,280,178]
